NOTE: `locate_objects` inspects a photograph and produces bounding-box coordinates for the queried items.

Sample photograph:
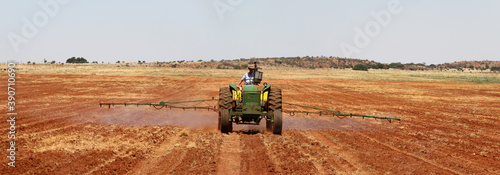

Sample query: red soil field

[1,74,499,174]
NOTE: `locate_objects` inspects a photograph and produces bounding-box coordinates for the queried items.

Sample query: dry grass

[4,63,500,83]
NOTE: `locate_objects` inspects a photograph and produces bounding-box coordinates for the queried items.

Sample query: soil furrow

[216,133,242,175]
[129,128,187,174]
[239,134,277,175]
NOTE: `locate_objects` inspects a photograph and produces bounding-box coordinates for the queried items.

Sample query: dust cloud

[94,107,218,129]
[283,114,383,131]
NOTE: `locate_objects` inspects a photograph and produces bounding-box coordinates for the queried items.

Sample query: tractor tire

[218,87,233,133]
[268,88,282,135]
[220,109,232,133]
[268,88,282,111]
[218,87,232,110]
[273,110,282,135]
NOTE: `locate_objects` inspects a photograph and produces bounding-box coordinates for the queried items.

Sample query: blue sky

[1,0,499,64]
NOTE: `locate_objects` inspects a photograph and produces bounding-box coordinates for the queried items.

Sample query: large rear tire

[218,87,233,134]
[268,88,282,135]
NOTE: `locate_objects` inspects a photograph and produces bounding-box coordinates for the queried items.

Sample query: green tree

[76,57,87,63]
[375,63,385,69]
[353,64,369,71]
[388,62,404,69]
[490,67,500,72]
[66,57,76,63]
[66,57,88,63]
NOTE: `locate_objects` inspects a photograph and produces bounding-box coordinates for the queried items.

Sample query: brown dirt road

[1,74,499,174]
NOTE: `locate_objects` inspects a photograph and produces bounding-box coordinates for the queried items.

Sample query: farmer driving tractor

[238,64,256,89]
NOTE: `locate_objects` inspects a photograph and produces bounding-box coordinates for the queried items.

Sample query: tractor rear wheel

[218,87,233,134]
[267,88,282,135]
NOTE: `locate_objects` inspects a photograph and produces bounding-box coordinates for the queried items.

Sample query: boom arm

[99,98,219,110]
[99,98,401,122]
[283,102,401,123]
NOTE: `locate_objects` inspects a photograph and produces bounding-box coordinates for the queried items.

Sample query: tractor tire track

[239,134,277,175]
[261,133,284,174]
[216,133,242,175]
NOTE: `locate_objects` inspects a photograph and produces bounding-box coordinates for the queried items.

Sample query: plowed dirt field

[1,73,499,174]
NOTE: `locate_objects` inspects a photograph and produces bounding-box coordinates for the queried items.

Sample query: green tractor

[218,63,282,135]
